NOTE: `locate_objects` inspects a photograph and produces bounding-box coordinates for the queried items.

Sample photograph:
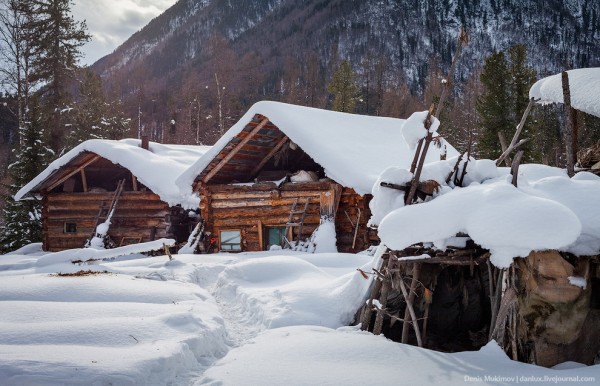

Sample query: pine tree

[66,69,130,148]
[28,0,90,151]
[327,60,360,113]
[476,45,536,160]
[476,51,511,159]
[0,98,54,253]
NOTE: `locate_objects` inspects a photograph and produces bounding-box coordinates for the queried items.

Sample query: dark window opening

[64,223,77,233]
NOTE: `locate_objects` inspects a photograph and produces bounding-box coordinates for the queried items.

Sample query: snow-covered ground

[0,249,598,385]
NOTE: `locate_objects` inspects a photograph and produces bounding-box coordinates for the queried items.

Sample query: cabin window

[64,222,77,233]
[267,227,287,249]
[220,230,241,251]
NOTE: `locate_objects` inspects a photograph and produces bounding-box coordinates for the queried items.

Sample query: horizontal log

[208,181,336,194]
[213,215,321,228]
[46,191,162,201]
[47,201,168,211]
[212,206,320,219]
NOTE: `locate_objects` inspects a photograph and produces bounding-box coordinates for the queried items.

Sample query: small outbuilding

[16,138,211,251]
[176,101,455,253]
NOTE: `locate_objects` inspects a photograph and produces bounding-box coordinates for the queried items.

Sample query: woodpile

[577,139,600,172]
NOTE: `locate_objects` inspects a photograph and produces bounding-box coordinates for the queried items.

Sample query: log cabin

[15,138,211,251]
[176,101,456,253]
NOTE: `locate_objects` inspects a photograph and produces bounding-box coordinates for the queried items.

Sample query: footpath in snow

[0,249,598,385]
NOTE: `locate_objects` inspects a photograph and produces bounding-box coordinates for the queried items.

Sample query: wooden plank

[202,118,270,183]
[47,191,161,201]
[80,169,87,192]
[132,174,138,191]
[257,220,264,250]
[250,135,289,177]
[45,155,101,193]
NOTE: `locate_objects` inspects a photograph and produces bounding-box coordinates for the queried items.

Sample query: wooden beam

[45,155,101,193]
[80,169,87,192]
[562,71,576,177]
[132,173,138,191]
[257,220,264,250]
[202,118,270,184]
[250,135,288,178]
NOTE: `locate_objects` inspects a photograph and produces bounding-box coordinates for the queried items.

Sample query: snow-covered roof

[375,157,600,268]
[529,67,600,117]
[15,139,211,208]
[177,101,457,196]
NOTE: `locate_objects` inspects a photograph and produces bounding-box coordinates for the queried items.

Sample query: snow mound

[378,180,581,268]
[213,254,374,331]
[199,326,600,386]
[529,67,600,118]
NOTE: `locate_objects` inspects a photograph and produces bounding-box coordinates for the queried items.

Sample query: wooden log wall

[42,191,170,251]
[335,188,378,252]
[201,182,341,251]
[200,183,379,253]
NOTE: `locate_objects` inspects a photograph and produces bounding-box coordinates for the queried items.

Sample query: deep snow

[0,249,598,385]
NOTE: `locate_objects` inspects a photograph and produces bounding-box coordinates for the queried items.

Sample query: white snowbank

[378,180,581,268]
[35,238,175,266]
[212,253,373,332]
[374,160,600,267]
[177,101,457,196]
[529,68,600,118]
[0,249,598,384]
[16,139,211,208]
[199,326,599,386]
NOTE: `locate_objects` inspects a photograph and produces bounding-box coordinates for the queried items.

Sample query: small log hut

[358,72,600,366]
[177,101,453,253]
[16,138,210,251]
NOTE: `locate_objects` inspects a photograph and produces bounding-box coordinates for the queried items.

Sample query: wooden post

[435,26,468,118]
[373,256,394,335]
[498,132,511,166]
[80,169,88,192]
[401,263,421,344]
[496,97,535,167]
[360,273,383,331]
[398,269,423,347]
[510,150,524,187]
[257,220,264,250]
[562,71,576,177]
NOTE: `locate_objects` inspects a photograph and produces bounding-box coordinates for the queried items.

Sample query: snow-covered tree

[28,0,90,151]
[0,98,53,253]
[65,69,130,148]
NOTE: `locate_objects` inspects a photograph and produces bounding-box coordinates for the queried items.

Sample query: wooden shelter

[176,101,454,253]
[16,139,210,251]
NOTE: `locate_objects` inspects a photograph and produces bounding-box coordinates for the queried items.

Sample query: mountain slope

[92,0,600,144]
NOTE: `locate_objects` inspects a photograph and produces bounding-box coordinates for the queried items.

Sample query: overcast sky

[72,0,177,65]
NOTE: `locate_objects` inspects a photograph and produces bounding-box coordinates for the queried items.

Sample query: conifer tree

[327,60,359,113]
[476,51,511,159]
[0,98,53,252]
[66,69,130,148]
[28,0,90,151]
[476,45,536,160]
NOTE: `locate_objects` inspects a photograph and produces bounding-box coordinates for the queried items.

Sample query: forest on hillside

[1,0,600,250]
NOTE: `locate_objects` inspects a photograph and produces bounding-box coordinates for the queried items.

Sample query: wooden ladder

[284,198,310,247]
[85,179,126,247]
